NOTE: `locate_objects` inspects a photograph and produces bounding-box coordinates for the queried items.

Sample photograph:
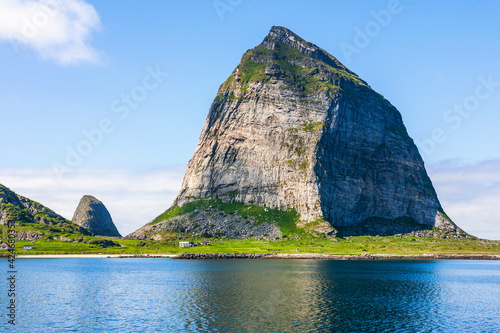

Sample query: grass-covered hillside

[0,184,92,245]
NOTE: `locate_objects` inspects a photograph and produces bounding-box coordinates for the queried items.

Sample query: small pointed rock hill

[129,26,467,240]
[0,184,90,241]
[72,195,121,237]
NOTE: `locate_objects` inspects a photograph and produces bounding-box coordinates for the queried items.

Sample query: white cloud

[0,0,103,65]
[0,167,186,236]
[428,160,500,240]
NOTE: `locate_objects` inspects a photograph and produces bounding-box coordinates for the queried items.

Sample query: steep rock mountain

[130,26,466,240]
[72,195,121,237]
[0,184,89,240]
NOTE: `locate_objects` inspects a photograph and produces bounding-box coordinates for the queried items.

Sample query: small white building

[23,245,34,250]
[179,241,193,248]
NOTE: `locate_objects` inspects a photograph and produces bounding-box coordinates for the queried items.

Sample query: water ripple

[0,259,499,332]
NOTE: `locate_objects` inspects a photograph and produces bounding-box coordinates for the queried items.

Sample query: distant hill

[0,184,90,241]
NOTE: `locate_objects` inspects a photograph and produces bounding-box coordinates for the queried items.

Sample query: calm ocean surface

[1,259,499,332]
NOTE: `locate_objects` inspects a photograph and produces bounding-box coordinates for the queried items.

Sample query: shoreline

[14,254,176,259]
[174,253,500,260]
[7,253,500,260]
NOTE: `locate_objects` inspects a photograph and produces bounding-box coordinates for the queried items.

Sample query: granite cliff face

[72,195,121,237]
[131,26,465,240]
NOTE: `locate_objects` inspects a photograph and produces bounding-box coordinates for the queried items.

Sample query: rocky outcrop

[138,26,467,239]
[13,230,43,241]
[128,211,282,240]
[72,195,121,237]
[126,199,286,240]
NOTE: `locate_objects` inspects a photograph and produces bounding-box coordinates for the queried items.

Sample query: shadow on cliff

[333,216,433,237]
[314,91,434,237]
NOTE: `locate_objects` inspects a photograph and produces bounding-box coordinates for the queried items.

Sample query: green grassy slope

[5,233,499,256]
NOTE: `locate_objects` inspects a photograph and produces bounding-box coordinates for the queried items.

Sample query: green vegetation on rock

[152,198,299,235]
[215,42,352,103]
[0,184,89,238]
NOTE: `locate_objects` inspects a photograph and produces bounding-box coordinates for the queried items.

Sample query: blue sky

[1,0,499,238]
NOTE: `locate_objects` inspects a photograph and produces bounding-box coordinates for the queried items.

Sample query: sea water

[1,259,499,332]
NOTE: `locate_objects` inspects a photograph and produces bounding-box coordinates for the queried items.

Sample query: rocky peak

[72,195,121,237]
[262,26,316,52]
[259,26,364,82]
[138,26,466,239]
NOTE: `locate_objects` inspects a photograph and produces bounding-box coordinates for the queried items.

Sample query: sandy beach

[16,254,177,259]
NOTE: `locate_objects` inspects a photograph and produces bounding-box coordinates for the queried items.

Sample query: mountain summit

[131,26,465,239]
[72,195,121,237]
